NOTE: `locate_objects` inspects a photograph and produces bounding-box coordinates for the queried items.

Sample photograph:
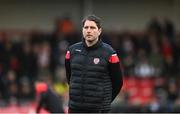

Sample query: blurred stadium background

[0,0,180,113]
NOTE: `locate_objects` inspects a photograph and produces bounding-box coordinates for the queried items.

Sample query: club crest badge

[93,58,100,64]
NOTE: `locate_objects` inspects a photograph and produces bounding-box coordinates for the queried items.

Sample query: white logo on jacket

[93,58,100,64]
[75,49,81,52]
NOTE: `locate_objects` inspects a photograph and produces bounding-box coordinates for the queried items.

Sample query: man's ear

[99,28,102,35]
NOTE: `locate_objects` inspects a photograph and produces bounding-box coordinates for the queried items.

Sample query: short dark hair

[82,15,102,29]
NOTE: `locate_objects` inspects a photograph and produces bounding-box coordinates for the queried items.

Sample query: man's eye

[90,27,96,29]
[84,26,88,29]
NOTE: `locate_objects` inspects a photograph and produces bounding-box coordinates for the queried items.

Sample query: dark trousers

[68,108,109,113]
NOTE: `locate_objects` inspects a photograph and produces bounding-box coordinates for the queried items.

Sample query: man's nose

[87,28,91,32]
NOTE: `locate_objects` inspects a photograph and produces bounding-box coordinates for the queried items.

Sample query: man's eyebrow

[84,26,96,28]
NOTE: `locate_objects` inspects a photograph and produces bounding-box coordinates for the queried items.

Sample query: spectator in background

[54,16,80,45]
[147,16,163,39]
[161,34,174,76]
[163,18,175,43]
[147,32,163,76]
[20,41,37,82]
[173,35,180,74]
[120,33,136,76]
[4,70,19,104]
[49,16,80,78]
[134,48,156,77]
[19,76,34,103]
[166,79,179,112]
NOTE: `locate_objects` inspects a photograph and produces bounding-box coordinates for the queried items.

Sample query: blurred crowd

[0,16,180,112]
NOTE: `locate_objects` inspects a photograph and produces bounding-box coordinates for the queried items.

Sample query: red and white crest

[93,58,100,64]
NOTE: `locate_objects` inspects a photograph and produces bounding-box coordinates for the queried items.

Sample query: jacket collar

[82,38,102,50]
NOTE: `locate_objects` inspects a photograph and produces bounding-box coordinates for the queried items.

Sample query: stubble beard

[85,37,98,47]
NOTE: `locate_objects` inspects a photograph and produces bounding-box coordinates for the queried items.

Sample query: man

[65,15,123,113]
[35,82,64,113]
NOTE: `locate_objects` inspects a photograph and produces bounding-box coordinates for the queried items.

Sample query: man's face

[82,20,102,42]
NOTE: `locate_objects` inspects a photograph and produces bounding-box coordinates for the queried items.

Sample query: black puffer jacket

[65,39,123,111]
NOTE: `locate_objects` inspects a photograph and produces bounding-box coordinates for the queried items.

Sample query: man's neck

[85,38,99,47]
